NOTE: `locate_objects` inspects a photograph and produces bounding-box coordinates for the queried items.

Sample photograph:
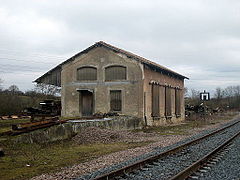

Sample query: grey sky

[0,0,240,94]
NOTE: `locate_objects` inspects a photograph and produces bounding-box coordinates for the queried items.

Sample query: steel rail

[92,120,240,180]
[0,117,67,136]
[169,131,240,180]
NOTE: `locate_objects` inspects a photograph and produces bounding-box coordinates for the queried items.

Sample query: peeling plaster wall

[14,116,143,144]
[61,47,144,118]
[143,66,185,126]
[60,46,186,127]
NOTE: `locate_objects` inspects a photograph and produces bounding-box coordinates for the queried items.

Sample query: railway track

[170,131,240,180]
[78,119,240,180]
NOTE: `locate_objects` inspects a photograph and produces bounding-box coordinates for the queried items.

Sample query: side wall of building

[143,66,185,126]
[61,47,144,118]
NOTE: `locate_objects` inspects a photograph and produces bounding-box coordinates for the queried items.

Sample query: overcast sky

[0,0,240,95]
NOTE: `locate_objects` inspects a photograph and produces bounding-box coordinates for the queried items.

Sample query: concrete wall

[61,47,144,118]
[60,46,185,126]
[15,116,143,144]
[143,66,185,126]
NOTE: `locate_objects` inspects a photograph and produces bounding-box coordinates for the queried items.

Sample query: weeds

[0,119,30,133]
[0,112,237,180]
[0,137,150,180]
[137,112,238,135]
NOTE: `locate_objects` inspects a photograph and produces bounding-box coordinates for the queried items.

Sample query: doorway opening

[79,90,94,117]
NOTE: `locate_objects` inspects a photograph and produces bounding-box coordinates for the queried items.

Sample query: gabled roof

[35,41,188,85]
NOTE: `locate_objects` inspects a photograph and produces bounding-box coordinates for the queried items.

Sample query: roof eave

[34,41,189,84]
[143,62,188,80]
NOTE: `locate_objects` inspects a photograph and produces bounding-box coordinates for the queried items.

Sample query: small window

[110,90,122,111]
[105,66,126,81]
[77,67,97,81]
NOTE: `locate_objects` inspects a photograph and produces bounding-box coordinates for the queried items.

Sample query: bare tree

[184,87,188,98]
[233,85,240,97]
[8,85,20,94]
[224,86,234,97]
[214,87,224,100]
[0,78,3,91]
[184,89,201,106]
[190,89,200,99]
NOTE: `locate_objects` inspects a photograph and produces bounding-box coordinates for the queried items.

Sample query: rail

[169,131,240,180]
[92,120,240,180]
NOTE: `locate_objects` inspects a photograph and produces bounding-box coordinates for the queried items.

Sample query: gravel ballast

[119,122,240,180]
[78,117,240,180]
[72,127,160,144]
[198,135,240,180]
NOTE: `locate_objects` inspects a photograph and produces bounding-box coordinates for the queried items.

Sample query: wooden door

[81,91,93,116]
[152,84,160,117]
[165,86,172,117]
[175,89,181,116]
[110,90,122,111]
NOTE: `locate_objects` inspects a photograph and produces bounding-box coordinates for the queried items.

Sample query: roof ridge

[35,41,188,84]
[97,41,188,79]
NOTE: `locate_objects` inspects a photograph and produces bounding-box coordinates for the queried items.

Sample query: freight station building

[35,41,188,126]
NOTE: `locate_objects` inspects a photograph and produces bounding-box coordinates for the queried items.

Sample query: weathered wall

[61,47,144,118]
[15,116,143,143]
[60,45,186,126]
[143,66,185,126]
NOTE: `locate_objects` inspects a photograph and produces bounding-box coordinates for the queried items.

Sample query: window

[175,89,181,116]
[105,66,126,81]
[77,67,97,81]
[152,84,160,117]
[110,90,122,111]
[165,86,172,117]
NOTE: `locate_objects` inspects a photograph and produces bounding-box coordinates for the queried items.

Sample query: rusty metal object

[0,117,67,136]
[92,120,240,180]
[0,115,31,120]
[185,103,225,118]
[0,131,13,136]
[10,119,67,136]
[12,117,58,130]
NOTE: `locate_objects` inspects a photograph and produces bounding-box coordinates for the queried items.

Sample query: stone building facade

[35,41,188,126]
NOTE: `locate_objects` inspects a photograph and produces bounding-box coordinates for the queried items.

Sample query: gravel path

[30,117,238,180]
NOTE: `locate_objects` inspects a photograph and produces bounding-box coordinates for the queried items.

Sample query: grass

[0,117,150,180]
[140,123,199,135]
[0,119,30,133]
[137,112,238,135]
[0,138,150,180]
